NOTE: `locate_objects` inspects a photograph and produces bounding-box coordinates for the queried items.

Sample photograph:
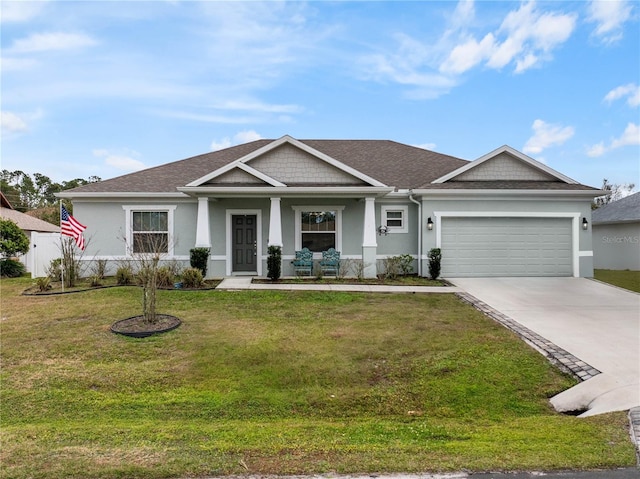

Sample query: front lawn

[0,277,635,479]
[594,269,640,293]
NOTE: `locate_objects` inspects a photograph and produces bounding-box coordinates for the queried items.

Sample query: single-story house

[592,192,640,271]
[58,135,602,278]
[1,192,61,276]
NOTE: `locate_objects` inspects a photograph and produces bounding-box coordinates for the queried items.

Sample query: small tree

[124,230,175,324]
[267,245,282,281]
[428,248,442,280]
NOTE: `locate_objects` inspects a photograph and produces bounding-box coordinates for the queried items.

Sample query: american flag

[61,205,87,250]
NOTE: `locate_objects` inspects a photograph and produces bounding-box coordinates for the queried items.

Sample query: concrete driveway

[448,277,640,417]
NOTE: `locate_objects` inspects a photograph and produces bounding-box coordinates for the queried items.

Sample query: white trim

[381,204,409,234]
[122,205,177,257]
[291,205,345,253]
[57,192,189,199]
[413,189,603,198]
[432,145,578,184]
[433,211,581,277]
[225,209,263,276]
[178,186,394,198]
[579,251,594,257]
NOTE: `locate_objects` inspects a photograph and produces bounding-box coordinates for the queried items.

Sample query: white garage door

[441,217,572,277]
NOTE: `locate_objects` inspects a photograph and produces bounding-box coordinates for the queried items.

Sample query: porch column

[268,197,283,247]
[362,197,377,278]
[195,197,211,248]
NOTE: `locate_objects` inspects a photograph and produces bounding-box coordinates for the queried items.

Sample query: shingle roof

[592,192,640,224]
[0,208,60,232]
[63,138,596,194]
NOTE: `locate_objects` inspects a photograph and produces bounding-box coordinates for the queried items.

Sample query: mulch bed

[111,314,181,338]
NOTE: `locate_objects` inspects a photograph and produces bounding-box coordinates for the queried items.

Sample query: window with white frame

[381,205,408,233]
[123,206,176,255]
[293,206,344,253]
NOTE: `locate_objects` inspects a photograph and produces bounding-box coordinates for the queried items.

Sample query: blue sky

[1,0,639,190]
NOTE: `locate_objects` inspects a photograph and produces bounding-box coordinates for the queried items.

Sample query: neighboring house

[592,192,640,271]
[0,192,61,276]
[58,135,602,278]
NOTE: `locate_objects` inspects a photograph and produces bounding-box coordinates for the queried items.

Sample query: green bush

[190,247,210,277]
[0,258,25,278]
[115,265,134,285]
[267,245,282,281]
[89,275,102,287]
[182,267,204,288]
[428,248,442,280]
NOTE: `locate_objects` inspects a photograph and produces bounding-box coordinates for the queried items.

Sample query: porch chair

[320,248,340,276]
[292,247,313,276]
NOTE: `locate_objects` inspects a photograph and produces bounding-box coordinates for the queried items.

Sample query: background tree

[593,178,636,209]
[0,170,101,213]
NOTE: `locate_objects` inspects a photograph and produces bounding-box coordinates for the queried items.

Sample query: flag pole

[60,200,64,292]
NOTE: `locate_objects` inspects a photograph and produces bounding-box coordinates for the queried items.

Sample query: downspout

[408,192,422,276]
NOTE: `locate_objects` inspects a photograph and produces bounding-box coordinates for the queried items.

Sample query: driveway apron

[448,277,640,417]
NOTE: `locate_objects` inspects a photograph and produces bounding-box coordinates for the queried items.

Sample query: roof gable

[433,145,577,184]
[187,135,386,188]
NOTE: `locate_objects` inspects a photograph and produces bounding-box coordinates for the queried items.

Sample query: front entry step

[217,277,253,290]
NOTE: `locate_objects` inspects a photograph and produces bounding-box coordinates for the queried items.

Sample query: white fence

[25,232,61,278]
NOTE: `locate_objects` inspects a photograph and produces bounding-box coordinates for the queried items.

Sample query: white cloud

[0,1,48,23]
[1,111,28,133]
[7,32,97,53]
[441,1,576,75]
[210,131,263,151]
[586,123,640,157]
[587,0,633,44]
[523,119,575,154]
[604,83,640,107]
[440,33,495,74]
[611,123,640,149]
[413,143,437,151]
[93,149,145,172]
[0,109,44,134]
[586,142,607,158]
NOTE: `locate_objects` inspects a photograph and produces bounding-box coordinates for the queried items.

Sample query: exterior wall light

[427,217,434,231]
[582,217,589,230]
[377,225,389,236]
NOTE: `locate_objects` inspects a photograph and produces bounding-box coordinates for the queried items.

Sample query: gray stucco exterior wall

[592,223,640,270]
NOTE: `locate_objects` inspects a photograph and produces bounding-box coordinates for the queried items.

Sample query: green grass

[594,269,640,293]
[0,277,636,478]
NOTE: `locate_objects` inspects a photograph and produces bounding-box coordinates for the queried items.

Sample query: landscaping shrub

[428,248,442,280]
[35,276,52,292]
[89,274,102,287]
[115,265,134,285]
[182,267,204,288]
[267,245,282,281]
[156,266,175,288]
[190,247,210,277]
[0,258,25,278]
[47,258,62,281]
